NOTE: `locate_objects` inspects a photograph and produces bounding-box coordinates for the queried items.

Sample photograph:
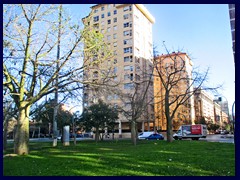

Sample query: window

[101,29,104,33]
[93,16,99,22]
[130,73,133,81]
[113,17,117,23]
[124,83,134,89]
[93,71,98,78]
[124,74,129,80]
[114,50,117,55]
[124,56,133,62]
[113,67,117,74]
[113,42,117,47]
[123,14,129,19]
[124,47,132,53]
[113,25,117,31]
[107,95,112,100]
[94,9,98,13]
[101,14,104,18]
[123,5,132,12]
[123,22,132,28]
[123,30,132,36]
[124,39,132,45]
[114,59,117,64]
[130,66,134,71]
[107,35,111,40]
[114,10,117,14]
[113,33,117,39]
[108,4,111,9]
[108,12,111,16]
[107,27,111,32]
[101,6,104,11]
[124,65,130,71]
[124,65,133,71]
[108,19,111,24]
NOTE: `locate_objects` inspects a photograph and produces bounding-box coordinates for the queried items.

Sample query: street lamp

[214,95,230,129]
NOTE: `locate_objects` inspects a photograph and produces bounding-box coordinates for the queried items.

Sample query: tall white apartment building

[82,4,155,137]
[228,4,235,63]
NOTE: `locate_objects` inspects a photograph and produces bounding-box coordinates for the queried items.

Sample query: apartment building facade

[194,89,229,128]
[153,52,195,131]
[194,88,215,122]
[82,4,155,137]
[228,4,235,63]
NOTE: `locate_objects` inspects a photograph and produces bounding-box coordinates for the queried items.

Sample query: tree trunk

[165,92,173,142]
[131,121,137,146]
[166,116,173,142]
[3,117,9,151]
[95,128,99,142]
[14,106,30,155]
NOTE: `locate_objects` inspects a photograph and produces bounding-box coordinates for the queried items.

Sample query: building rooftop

[90,4,155,24]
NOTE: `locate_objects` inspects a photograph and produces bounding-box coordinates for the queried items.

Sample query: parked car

[221,130,229,135]
[145,133,164,140]
[138,131,155,139]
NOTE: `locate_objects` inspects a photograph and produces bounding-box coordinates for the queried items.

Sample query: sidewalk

[220,134,234,139]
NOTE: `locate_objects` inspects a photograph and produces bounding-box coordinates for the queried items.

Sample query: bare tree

[3,4,113,155]
[153,44,221,142]
[114,59,154,146]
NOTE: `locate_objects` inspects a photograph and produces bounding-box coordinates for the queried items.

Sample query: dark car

[145,133,164,140]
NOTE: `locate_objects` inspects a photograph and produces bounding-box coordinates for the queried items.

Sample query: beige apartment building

[154,52,195,131]
[194,88,215,122]
[82,4,155,137]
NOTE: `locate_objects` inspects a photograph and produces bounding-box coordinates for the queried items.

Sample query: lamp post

[214,95,230,129]
[68,105,81,145]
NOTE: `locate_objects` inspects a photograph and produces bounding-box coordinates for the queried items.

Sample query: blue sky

[65,4,235,112]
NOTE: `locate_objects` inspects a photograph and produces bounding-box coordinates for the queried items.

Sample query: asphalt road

[7,134,234,144]
[7,137,94,143]
[201,134,234,143]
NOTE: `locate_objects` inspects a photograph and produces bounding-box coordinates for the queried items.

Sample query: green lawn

[3,140,235,176]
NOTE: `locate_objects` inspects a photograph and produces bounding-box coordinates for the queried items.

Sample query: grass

[3,140,235,176]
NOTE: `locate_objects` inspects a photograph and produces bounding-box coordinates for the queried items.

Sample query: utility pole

[53,4,62,147]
